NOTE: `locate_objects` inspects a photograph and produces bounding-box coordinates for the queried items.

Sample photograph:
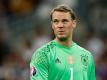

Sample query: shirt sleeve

[89,54,96,80]
[30,50,49,80]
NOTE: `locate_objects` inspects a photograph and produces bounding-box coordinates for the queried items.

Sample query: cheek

[52,24,56,30]
[66,25,73,34]
[52,25,54,30]
[67,24,73,30]
[67,28,72,34]
[69,23,75,30]
[52,26,57,33]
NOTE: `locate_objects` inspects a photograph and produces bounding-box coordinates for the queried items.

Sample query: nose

[57,22,64,28]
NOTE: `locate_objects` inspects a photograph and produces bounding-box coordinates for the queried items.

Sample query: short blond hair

[50,4,76,20]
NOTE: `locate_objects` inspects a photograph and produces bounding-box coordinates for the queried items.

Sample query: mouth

[58,31,65,35]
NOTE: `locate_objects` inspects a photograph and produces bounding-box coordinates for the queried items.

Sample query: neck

[55,37,72,47]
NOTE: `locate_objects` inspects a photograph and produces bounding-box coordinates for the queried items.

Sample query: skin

[52,11,77,47]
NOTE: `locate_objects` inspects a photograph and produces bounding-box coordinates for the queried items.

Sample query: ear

[72,20,77,28]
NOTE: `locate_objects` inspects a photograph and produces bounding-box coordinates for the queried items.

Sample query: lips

[59,31,64,32]
[58,31,65,35]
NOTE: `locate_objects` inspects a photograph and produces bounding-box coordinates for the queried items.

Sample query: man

[30,5,96,80]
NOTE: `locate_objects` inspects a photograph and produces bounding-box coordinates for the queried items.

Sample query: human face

[52,11,76,41]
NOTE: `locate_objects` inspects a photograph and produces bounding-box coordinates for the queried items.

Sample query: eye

[62,19,69,23]
[53,19,59,24]
[53,19,58,22]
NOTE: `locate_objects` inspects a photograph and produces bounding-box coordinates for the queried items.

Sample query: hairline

[50,5,76,21]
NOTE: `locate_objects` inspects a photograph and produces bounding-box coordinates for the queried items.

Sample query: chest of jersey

[49,47,89,80]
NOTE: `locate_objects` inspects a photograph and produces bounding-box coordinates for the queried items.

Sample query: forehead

[52,11,71,20]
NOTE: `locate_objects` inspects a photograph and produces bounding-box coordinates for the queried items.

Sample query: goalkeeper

[30,4,96,80]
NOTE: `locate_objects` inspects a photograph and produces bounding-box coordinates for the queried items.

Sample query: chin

[58,36,67,41]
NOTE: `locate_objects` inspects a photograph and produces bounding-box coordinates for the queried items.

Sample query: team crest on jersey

[81,54,88,66]
[30,66,37,76]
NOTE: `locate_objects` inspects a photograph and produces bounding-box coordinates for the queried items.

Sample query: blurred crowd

[0,0,107,80]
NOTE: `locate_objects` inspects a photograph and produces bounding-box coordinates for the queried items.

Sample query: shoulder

[37,40,56,53]
[32,40,56,58]
[74,43,94,66]
[30,40,56,66]
[74,42,93,57]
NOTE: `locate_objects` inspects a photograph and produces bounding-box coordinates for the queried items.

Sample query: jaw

[59,37,67,41]
[56,33,72,42]
[56,35,68,42]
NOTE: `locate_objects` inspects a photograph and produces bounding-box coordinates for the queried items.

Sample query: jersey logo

[81,54,88,66]
[55,58,61,63]
[68,55,74,64]
[30,66,37,76]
